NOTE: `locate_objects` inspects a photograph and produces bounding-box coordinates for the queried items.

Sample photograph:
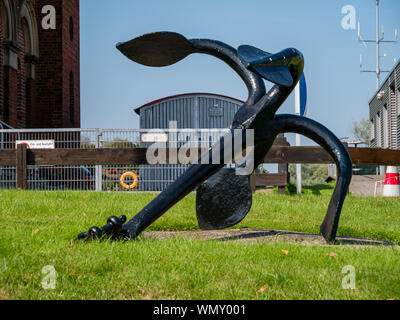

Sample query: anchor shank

[123,129,250,239]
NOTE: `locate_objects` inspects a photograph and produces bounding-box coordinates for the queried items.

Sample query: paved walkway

[349,175,382,197]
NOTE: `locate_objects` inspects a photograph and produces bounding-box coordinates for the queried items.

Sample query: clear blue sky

[80,0,400,145]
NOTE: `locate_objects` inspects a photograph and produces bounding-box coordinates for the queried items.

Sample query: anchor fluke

[117,32,194,67]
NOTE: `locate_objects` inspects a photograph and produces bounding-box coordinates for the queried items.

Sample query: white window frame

[397,87,400,116]
[376,112,381,147]
[383,105,389,149]
[370,118,375,141]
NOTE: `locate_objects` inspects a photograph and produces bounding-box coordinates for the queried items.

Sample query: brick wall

[0,14,3,122]
[0,0,80,129]
[17,22,25,128]
[34,0,64,128]
[62,0,80,128]
[3,66,18,126]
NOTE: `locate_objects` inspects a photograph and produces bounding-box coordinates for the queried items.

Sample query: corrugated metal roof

[134,93,244,115]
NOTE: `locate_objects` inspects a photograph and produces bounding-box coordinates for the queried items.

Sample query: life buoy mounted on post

[120,172,139,190]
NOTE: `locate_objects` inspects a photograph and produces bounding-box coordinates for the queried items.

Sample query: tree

[289,164,329,186]
[102,137,139,149]
[80,135,96,149]
[352,118,370,146]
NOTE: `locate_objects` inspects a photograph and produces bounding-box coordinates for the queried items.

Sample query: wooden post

[16,144,27,190]
[250,172,256,193]
[276,134,290,195]
[278,163,289,195]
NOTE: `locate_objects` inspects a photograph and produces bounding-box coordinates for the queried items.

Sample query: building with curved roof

[135,93,244,130]
[136,93,244,191]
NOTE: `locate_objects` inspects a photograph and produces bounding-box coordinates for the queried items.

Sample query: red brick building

[0,0,80,129]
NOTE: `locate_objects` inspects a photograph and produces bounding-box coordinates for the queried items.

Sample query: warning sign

[16,140,55,149]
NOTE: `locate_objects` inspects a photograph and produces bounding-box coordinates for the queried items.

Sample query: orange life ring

[120,171,138,190]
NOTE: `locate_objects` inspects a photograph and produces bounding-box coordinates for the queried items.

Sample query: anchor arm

[268,114,353,242]
[117,32,266,107]
[189,39,266,106]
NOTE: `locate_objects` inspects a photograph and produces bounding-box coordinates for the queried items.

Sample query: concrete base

[143,228,396,247]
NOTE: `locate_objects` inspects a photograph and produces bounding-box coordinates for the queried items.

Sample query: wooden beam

[264,146,332,164]
[264,146,400,166]
[1,147,400,166]
[25,148,212,166]
[0,149,16,166]
[348,148,400,166]
[255,173,288,187]
[26,148,149,166]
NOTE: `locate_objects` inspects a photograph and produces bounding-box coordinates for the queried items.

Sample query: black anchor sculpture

[78,32,352,243]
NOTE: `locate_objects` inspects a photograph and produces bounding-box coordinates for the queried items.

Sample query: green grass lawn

[0,185,399,300]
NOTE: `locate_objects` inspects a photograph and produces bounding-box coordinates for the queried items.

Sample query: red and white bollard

[383,166,400,197]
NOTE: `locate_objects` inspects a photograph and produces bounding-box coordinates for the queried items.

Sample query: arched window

[69,71,75,124]
[22,18,32,127]
[376,111,381,148]
[370,118,375,141]
[383,104,389,149]
[20,1,40,128]
[22,20,31,55]
[0,0,10,40]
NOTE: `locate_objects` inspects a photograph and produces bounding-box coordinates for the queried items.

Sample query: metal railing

[0,128,230,192]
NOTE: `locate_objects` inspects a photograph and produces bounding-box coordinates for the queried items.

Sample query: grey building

[369,59,400,149]
[136,93,243,129]
[135,93,244,191]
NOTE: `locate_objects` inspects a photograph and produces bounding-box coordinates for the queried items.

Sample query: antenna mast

[358,0,398,89]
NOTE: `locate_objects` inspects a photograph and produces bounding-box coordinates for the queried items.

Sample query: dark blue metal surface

[299,73,307,117]
[78,32,352,243]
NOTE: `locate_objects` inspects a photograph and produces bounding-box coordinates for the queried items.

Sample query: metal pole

[376,0,380,89]
[359,0,397,89]
[296,136,302,194]
[0,121,14,183]
[295,81,302,194]
[376,1,385,176]
[95,129,103,192]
